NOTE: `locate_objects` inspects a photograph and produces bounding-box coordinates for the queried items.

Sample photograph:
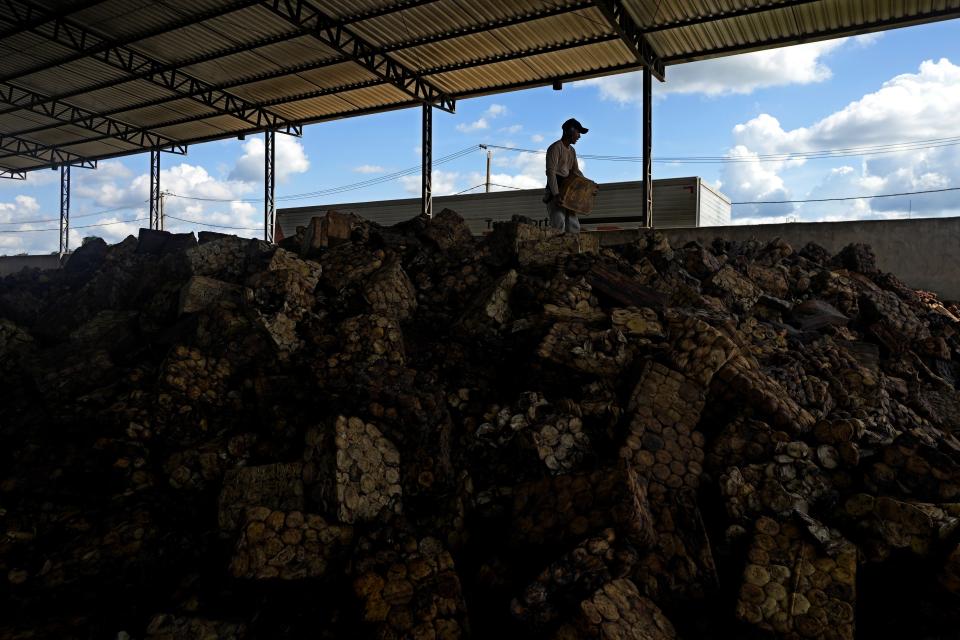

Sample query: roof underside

[0,0,957,173]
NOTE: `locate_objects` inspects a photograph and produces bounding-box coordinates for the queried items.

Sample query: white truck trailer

[275,177,731,238]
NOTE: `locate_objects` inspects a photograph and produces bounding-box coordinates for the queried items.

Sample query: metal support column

[149,149,160,230]
[264,128,276,242]
[641,67,653,227]
[422,103,432,217]
[59,165,70,256]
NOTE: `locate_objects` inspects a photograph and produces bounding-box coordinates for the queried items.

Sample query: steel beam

[644,0,820,33]
[0,0,105,41]
[0,101,420,172]
[261,0,455,112]
[641,67,652,228]
[422,33,620,76]
[161,143,189,155]
[0,0,592,131]
[454,61,642,100]
[4,0,300,134]
[591,0,665,81]
[0,0,594,153]
[0,168,26,179]
[0,30,319,121]
[421,104,432,217]
[264,129,275,242]
[0,82,176,148]
[339,0,441,22]
[0,133,186,165]
[149,150,160,230]
[80,33,622,145]
[0,57,641,170]
[0,0,260,83]
[0,0,436,124]
[0,134,89,165]
[59,164,70,255]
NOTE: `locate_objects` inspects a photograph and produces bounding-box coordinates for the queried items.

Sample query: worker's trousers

[546,201,580,234]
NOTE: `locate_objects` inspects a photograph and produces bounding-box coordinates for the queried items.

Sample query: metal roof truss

[0,0,955,172]
[260,0,456,112]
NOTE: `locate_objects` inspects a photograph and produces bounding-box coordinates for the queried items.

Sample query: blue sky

[2,18,959,254]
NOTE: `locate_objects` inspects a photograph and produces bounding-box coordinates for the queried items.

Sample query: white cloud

[850,33,883,48]
[353,164,385,174]
[0,197,48,255]
[229,134,310,184]
[0,195,41,223]
[74,160,139,207]
[456,103,508,134]
[500,124,523,134]
[400,170,461,196]
[719,146,795,218]
[531,134,544,143]
[723,58,960,221]
[44,162,265,249]
[467,171,542,192]
[456,118,489,133]
[579,38,873,101]
[0,169,58,190]
[0,234,26,253]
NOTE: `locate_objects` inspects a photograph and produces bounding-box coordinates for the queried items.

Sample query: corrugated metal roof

[0,0,957,172]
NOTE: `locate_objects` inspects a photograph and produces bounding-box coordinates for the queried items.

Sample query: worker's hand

[591,185,599,196]
[556,196,565,207]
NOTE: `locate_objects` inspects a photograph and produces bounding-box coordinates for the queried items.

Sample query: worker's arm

[545,143,561,196]
[571,147,584,178]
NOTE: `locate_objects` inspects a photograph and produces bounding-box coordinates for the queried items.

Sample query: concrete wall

[589,216,960,300]
[0,254,61,277]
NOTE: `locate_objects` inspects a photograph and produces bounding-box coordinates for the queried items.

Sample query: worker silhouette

[544,118,588,234]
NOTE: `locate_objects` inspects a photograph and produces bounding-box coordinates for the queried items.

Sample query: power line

[0,217,147,233]
[732,186,960,205]
[164,214,260,231]
[0,201,147,225]
[453,183,485,195]
[167,145,480,203]
[453,182,526,195]
[277,146,477,201]
[482,136,960,164]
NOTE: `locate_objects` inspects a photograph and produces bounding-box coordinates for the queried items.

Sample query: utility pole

[485,148,492,193]
[159,191,166,231]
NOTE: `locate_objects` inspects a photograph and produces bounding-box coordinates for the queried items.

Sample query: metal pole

[422,103,432,217]
[265,129,276,242]
[59,165,70,256]
[642,67,653,227]
[485,148,491,193]
[149,149,160,230]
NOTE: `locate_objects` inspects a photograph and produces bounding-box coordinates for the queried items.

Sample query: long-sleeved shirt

[545,139,583,197]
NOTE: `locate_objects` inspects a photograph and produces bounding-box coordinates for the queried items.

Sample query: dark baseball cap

[562,118,588,134]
